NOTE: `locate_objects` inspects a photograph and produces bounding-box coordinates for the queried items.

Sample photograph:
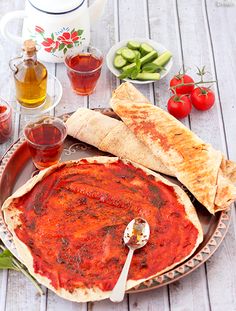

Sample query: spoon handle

[110,248,134,303]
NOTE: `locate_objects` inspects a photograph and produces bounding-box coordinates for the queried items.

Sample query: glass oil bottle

[10,40,48,108]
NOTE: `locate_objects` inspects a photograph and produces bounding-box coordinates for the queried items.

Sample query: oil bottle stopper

[23,40,37,56]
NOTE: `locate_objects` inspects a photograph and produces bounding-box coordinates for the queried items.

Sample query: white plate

[106,38,173,84]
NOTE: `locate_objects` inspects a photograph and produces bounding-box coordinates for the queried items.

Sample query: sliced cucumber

[116,47,126,55]
[134,50,141,59]
[152,51,172,67]
[113,55,127,69]
[136,72,161,81]
[140,43,154,55]
[127,40,140,50]
[140,50,158,65]
[122,50,158,72]
[142,62,159,73]
[121,48,136,61]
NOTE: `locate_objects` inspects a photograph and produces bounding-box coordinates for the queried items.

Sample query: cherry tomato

[190,87,215,111]
[167,95,192,119]
[170,74,195,95]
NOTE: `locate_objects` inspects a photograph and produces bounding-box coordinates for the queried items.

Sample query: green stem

[12,258,44,295]
[0,244,44,295]
[170,80,217,91]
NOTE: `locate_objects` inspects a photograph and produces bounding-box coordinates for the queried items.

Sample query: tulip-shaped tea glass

[64,46,103,96]
[24,116,67,170]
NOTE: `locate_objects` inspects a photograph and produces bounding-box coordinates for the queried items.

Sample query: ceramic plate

[106,38,173,84]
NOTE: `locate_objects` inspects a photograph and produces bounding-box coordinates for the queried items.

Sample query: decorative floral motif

[64,143,92,156]
[58,31,79,45]
[35,26,44,34]
[35,26,84,54]
[41,38,60,53]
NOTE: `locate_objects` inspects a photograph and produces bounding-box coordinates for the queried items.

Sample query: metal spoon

[110,217,150,303]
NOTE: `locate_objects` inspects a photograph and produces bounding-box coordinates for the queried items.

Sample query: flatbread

[220,157,236,184]
[66,108,173,176]
[2,156,203,302]
[111,82,236,214]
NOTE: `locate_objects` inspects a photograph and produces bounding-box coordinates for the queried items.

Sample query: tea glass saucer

[10,73,63,116]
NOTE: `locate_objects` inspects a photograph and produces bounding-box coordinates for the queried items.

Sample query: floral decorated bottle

[10,40,47,108]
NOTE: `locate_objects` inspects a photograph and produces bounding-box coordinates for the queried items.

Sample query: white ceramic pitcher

[0,0,107,63]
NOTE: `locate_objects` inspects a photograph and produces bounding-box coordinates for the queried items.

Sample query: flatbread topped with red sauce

[2,157,203,302]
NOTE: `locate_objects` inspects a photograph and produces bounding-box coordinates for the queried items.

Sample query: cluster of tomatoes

[167,74,215,119]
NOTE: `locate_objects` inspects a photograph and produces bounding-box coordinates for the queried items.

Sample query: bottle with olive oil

[11,40,47,108]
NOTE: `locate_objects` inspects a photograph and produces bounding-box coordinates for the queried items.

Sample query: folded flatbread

[111,82,236,214]
[66,108,173,176]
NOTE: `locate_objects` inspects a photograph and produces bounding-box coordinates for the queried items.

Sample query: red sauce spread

[12,160,198,292]
[116,105,170,151]
[132,119,169,151]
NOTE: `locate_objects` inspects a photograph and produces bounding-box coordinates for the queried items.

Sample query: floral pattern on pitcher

[34,26,85,55]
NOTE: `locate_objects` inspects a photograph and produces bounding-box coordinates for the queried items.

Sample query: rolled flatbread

[110,82,236,214]
[66,108,173,176]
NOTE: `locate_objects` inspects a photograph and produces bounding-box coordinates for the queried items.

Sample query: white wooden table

[0,0,236,310]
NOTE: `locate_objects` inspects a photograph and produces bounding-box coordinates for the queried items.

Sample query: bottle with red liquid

[0,100,12,144]
[64,46,103,96]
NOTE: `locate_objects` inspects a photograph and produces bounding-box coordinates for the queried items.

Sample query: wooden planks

[177,0,226,151]
[148,1,210,310]
[118,0,154,101]
[0,271,8,311]
[89,298,128,311]
[88,0,116,109]
[129,289,170,311]
[205,0,236,161]
[148,0,190,127]
[46,292,87,311]
[202,1,236,310]
[0,0,23,158]
[5,271,42,311]
[0,0,236,310]
[0,0,12,296]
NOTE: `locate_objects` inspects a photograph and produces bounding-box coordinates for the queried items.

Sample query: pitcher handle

[0,11,27,44]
